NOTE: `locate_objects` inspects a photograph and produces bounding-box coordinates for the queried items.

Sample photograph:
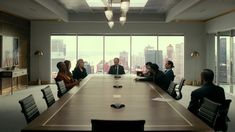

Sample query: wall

[0,11,30,94]
[30,21,206,83]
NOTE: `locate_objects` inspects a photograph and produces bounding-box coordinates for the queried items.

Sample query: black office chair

[167,81,177,98]
[214,99,232,132]
[197,98,221,128]
[19,94,40,124]
[55,80,67,98]
[91,119,145,132]
[41,85,55,108]
[174,78,185,100]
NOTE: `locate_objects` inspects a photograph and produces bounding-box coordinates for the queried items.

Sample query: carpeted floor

[0,84,234,132]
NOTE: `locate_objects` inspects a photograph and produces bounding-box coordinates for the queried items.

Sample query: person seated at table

[64,60,73,79]
[73,59,88,80]
[55,62,80,89]
[188,69,225,115]
[164,60,175,81]
[108,57,125,75]
[136,63,170,91]
[137,62,152,77]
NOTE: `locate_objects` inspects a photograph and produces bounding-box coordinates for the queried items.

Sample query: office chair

[91,119,145,132]
[19,94,40,124]
[197,98,221,128]
[55,80,67,98]
[41,85,55,108]
[214,99,232,132]
[167,81,177,98]
[174,78,185,100]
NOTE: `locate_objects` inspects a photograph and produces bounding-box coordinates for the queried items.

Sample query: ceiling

[0,0,235,22]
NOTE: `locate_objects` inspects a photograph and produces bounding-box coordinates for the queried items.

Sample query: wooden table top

[22,75,213,132]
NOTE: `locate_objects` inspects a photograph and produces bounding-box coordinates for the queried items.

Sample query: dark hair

[150,63,159,71]
[64,60,71,69]
[56,62,63,70]
[167,60,174,68]
[201,69,214,82]
[145,62,152,66]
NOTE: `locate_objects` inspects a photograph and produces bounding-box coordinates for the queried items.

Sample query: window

[78,36,103,74]
[105,36,130,74]
[50,35,185,83]
[131,36,157,73]
[50,35,76,81]
[158,36,184,82]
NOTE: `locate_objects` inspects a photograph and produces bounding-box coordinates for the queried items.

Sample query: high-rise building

[132,53,144,73]
[174,43,184,82]
[144,45,163,70]
[219,38,227,83]
[51,39,66,74]
[119,51,129,70]
[84,61,92,74]
[166,44,174,61]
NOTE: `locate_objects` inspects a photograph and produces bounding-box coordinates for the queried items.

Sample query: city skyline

[51,35,184,82]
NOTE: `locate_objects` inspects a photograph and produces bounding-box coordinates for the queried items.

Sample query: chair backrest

[91,119,145,132]
[175,78,185,100]
[19,94,40,124]
[41,86,55,108]
[55,80,67,98]
[167,81,177,98]
[214,99,232,131]
[197,98,221,128]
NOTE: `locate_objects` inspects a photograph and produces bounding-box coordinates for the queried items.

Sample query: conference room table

[22,75,213,132]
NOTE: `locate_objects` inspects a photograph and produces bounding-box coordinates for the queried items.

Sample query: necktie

[116,65,119,75]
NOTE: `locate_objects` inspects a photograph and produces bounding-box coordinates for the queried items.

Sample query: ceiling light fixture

[104,0,130,28]
[121,0,130,13]
[108,20,114,28]
[104,7,113,21]
[119,14,126,25]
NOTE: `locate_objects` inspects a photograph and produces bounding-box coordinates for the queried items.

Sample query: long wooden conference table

[22,75,213,132]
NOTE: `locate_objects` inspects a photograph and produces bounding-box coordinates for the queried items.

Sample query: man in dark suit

[188,69,225,115]
[108,58,125,75]
[151,64,171,91]
[164,60,175,81]
[136,63,170,91]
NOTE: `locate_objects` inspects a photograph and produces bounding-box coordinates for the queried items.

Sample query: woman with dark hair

[56,62,80,89]
[73,59,88,80]
[164,60,175,81]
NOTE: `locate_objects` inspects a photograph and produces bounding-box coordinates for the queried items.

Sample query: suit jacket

[188,83,225,115]
[153,70,171,91]
[73,67,88,80]
[108,65,125,75]
[164,69,175,81]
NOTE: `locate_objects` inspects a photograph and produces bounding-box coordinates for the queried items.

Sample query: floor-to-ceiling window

[105,36,130,73]
[78,36,103,74]
[50,35,76,81]
[158,36,184,82]
[233,32,235,92]
[51,34,184,83]
[131,35,157,74]
[215,30,235,95]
